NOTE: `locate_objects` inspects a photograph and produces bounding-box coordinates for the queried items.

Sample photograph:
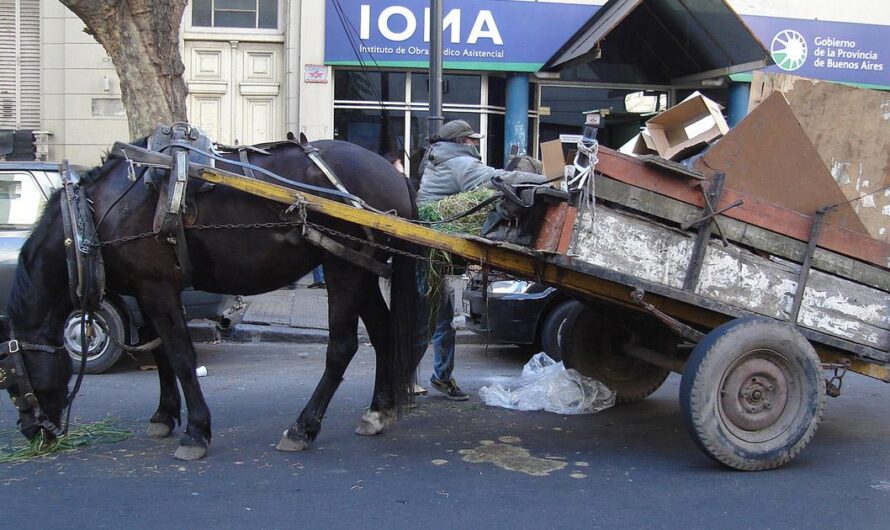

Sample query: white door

[184,40,283,145]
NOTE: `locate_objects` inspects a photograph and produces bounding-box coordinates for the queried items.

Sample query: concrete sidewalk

[219,278,483,345]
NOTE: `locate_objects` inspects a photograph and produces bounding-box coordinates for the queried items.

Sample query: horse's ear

[286,131,295,141]
[299,132,309,145]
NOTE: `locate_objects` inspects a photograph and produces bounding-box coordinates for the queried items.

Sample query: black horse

[1,137,427,460]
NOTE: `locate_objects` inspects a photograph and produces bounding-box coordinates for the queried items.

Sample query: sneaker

[430,377,469,401]
[411,383,428,396]
[307,282,326,289]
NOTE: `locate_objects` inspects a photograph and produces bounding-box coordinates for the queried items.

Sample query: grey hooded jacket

[416,141,547,204]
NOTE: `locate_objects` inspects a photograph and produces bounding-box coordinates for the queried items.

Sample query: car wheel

[64,300,126,374]
[539,300,583,362]
[562,303,671,404]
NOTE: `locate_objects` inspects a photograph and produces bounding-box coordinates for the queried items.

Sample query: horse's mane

[7,189,62,321]
[6,137,149,320]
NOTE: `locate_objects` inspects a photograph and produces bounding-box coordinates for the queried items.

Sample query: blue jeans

[431,282,456,383]
[312,265,324,284]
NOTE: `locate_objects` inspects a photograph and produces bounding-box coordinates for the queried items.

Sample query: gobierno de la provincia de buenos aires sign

[745,15,888,88]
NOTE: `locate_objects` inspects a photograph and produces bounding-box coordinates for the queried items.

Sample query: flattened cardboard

[693,92,867,235]
[645,92,729,161]
[750,72,890,242]
[540,139,567,178]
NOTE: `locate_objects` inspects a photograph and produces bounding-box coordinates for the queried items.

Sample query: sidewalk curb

[218,322,488,345]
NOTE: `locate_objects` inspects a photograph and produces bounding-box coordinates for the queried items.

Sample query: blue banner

[324,0,597,72]
[742,15,889,89]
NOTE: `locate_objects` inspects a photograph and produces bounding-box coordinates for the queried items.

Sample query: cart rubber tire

[679,317,825,471]
[64,300,126,374]
[562,304,670,404]
[539,300,583,362]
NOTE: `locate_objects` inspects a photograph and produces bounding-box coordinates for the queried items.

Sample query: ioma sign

[324,0,597,72]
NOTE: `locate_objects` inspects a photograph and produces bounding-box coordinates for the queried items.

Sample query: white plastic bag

[479,353,615,415]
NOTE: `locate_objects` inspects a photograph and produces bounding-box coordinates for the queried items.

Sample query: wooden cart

[123,140,890,471]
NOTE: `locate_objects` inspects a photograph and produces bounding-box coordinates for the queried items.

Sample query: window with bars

[0,0,41,129]
[191,0,278,30]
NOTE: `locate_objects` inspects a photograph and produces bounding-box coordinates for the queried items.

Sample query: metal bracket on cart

[788,205,837,325]
[682,172,744,292]
[630,288,705,343]
[823,359,850,398]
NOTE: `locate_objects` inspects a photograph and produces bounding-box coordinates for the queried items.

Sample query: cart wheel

[562,304,670,404]
[679,317,825,471]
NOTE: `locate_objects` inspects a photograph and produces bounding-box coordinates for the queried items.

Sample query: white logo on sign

[771,29,808,71]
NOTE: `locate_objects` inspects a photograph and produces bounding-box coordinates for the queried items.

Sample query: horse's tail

[385,169,431,410]
[387,242,431,410]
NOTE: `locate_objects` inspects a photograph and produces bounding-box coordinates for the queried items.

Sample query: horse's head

[0,319,72,440]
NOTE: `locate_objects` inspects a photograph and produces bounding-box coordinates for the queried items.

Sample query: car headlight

[489,280,532,294]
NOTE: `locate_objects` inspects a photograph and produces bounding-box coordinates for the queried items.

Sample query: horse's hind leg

[276,262,364,452]
[355,278,399,436]
[138,287,212,461]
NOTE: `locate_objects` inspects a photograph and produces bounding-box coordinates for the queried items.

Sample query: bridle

[0,338,67,438]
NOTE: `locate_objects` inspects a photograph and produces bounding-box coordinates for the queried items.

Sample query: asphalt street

[1,341,889,529]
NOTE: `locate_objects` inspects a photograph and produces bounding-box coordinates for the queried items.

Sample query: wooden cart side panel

[573,205,890,351]
[596,147,890,269]
[595,175,890,292]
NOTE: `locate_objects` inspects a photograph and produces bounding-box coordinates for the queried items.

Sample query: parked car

[0,162,237,373]
[462,269,581,361]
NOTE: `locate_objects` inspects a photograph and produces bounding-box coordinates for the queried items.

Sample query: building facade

[1,0,887,166]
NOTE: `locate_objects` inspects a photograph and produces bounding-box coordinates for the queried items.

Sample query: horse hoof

[276,429,311,452]
[174,444,207,461]
[146,422,173,438]
[355,409,396,436]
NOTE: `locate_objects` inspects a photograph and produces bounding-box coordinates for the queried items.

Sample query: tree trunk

[61,0,188,139]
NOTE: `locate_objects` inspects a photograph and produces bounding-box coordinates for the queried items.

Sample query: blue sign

[742,15,889,89]
[324,0,597,72]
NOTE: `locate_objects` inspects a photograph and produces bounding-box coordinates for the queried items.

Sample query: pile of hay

[418,188,497,235]
[0,417,132,463]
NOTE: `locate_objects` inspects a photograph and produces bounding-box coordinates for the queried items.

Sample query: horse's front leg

[132,316,182,438]
[277,266,362,452]
[138,287,212,461]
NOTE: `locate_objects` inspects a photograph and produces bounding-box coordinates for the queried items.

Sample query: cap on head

[437,120,484,141]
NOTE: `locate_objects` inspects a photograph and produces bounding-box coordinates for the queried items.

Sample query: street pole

[427,0,444,141]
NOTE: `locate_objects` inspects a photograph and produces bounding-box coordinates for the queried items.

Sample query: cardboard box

[618,129,657,156]
[645,91,729,161]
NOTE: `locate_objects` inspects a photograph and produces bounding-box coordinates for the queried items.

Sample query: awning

[543,0,771,85]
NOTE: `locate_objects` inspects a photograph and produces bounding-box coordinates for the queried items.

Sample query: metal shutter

[0,0,40,129]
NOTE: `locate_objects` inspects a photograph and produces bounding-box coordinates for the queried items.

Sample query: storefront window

[411,73,481,105]
[539,86,668,149]
[333,69,531,176]
[333,109,405,157]
[191,0,278,29]
[334,71,406,102]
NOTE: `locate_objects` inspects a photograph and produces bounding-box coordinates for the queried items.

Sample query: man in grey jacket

[417,120,547,203]
[418,120,547,400]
